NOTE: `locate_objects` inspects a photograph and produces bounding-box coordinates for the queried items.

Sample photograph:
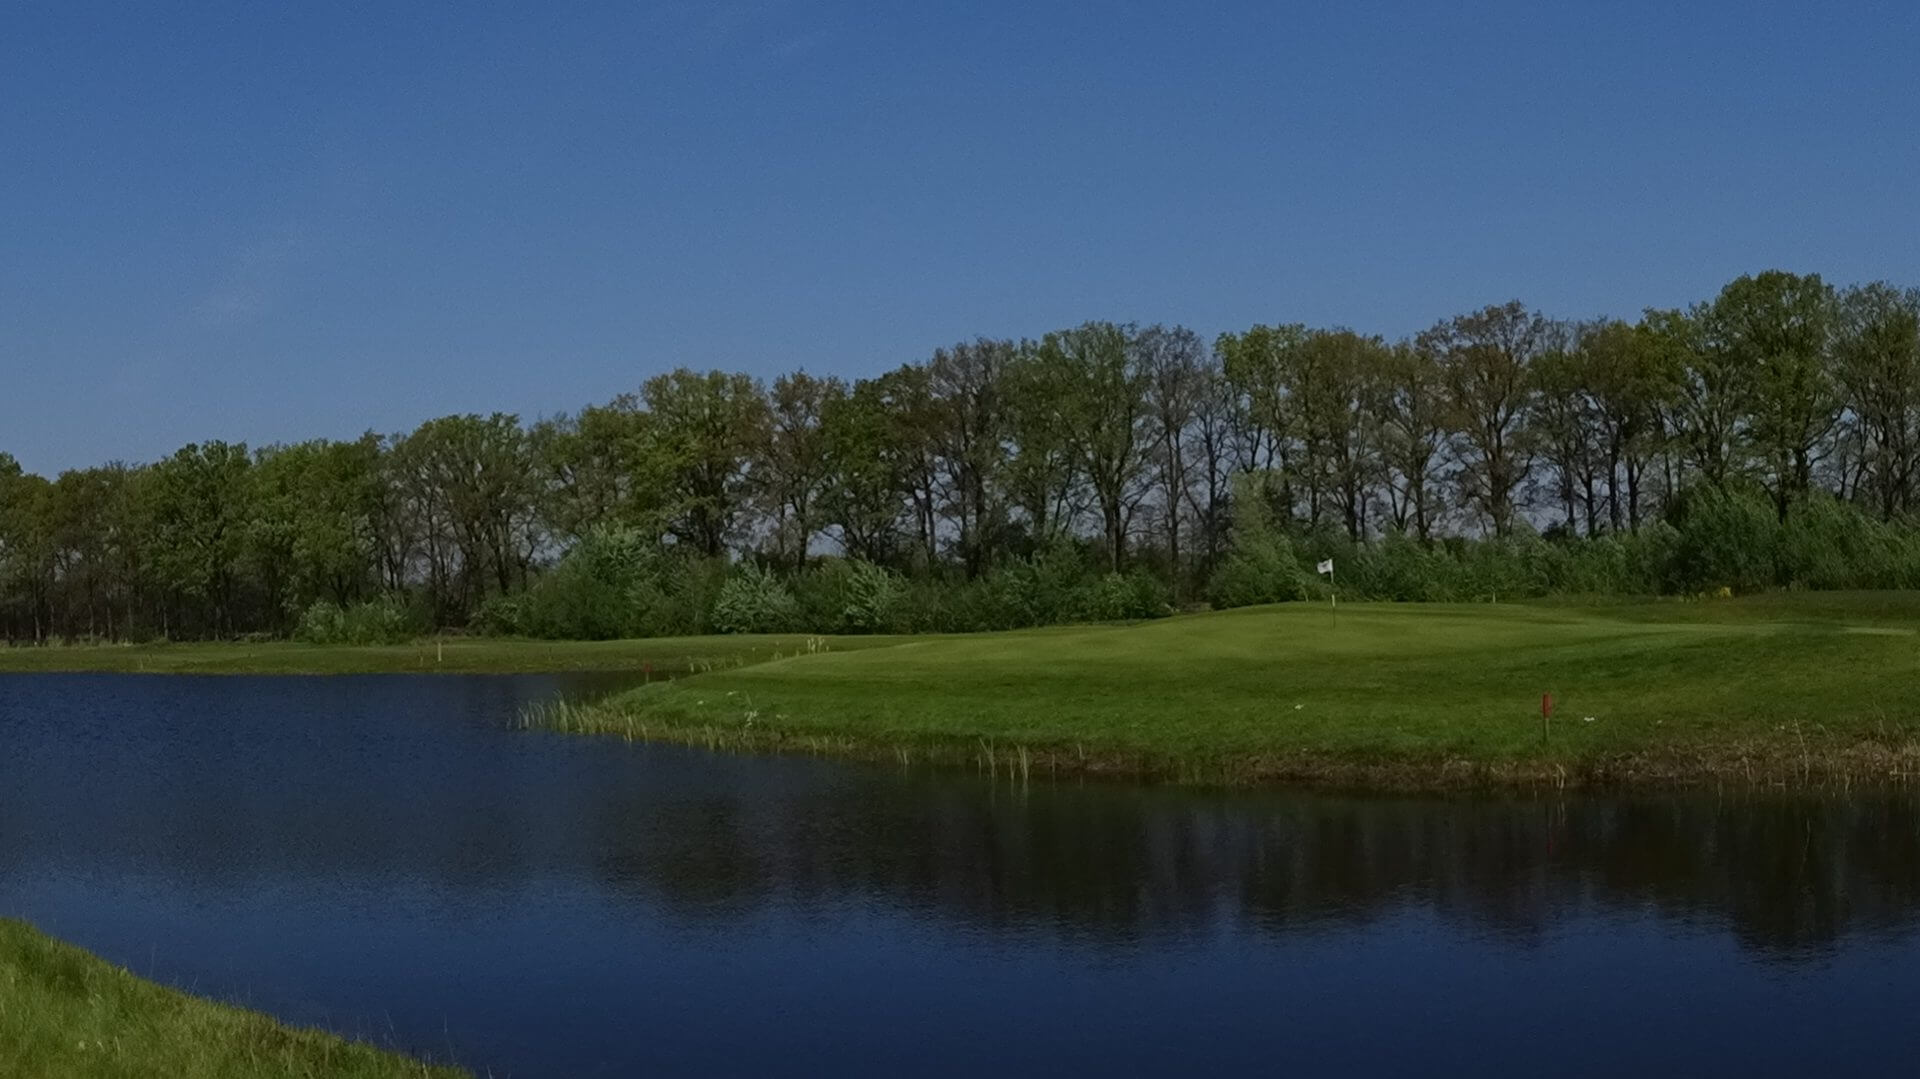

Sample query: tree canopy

[4,269,1919,642]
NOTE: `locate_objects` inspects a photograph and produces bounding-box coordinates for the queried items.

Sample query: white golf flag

[1316,559,1334,576]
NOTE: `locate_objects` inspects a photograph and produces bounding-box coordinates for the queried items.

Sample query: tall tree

[141,441,253,636]
[47,464,138,639]
[1002,346,1082,554]
[1036,322,1153,571]
[264,437,384,608]
[874,363,942,571]
[820,376,906,566]
[395,414,535,617]
[1139,324,1206,587]
[1581,318,1678,532]
[0,455,57,641]
[759,372,840,569]
[1658,305,1742,494]
[928,340,1011,578]
[1377,340,1448,541]
[1423,301,1556,537]
[1834,283,1920,519]
[1215,323,1307,512]
[1699,271,1839,519]
[1183,350,1240,574]
[529,396,657,543]
[1531,337,1604,534]
[642,369,767,558]
[1294,329,1389,539]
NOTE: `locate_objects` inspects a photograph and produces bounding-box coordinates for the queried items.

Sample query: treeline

[2,269,1918,643]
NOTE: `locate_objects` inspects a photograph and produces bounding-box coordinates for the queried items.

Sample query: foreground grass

[0,633,905,675]
[536,593,1920,789]
[0,919,464,1079]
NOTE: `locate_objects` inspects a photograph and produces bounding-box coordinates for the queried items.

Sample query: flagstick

[1317,558,1337,626]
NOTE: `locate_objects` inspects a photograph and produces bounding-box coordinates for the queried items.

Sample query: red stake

[1542,692,1553,718]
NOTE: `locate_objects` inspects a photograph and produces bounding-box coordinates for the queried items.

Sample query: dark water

[3,675,1920,1077]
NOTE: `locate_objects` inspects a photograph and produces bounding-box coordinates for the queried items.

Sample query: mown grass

[533,593,1920,789]
[0,919,465,1079]
[0,633,905,675]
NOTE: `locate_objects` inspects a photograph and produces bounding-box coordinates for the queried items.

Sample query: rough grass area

[534,593,1920,789]
[0,633,905,675]
[0,919,465,1079]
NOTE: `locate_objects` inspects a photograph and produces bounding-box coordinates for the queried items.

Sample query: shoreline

[12,596,1920,795]
[0,634,899,676]
[523,697,1920,793]
[0,918,463,1077]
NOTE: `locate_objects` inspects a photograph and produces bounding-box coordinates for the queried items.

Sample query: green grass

[10,595,1920,787]
[0,919,465,1079]
[0,633,905,675]
[540,593,1920,788]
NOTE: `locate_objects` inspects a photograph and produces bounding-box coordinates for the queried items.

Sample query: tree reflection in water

[587,769,1920,960]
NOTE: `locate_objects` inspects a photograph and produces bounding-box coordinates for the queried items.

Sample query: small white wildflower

[1583,716,1597,723]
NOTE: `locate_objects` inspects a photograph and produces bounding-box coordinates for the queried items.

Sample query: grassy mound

[544,594,1920,788]
[0,919,464,1078]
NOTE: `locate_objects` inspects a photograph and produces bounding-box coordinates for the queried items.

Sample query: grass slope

[547,594,1920,788]
[0,633,904,675]
[0,919,464,1079]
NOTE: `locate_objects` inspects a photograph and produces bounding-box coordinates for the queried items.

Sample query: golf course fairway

[539,594,1920,788]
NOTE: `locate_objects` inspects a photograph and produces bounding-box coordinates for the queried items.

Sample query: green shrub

[1208,486,1317,609]
[997,543,1095,627]
[794,558,907,633]
[893,576,960,633]
[1779,493,1920,590]
[494,555,630,639]
[1371,532,1462,601]
[1208,532,1310,608]
[1665,483,1781,594]
[1075,570,1172,621]
[294,596,417,645]
[711,562,801,634]
[478,530,734,639]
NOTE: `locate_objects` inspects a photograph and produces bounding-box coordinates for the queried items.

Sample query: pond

[2,673,1919,1076]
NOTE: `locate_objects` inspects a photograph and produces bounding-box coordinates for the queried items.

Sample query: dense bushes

[1208,530,1314,608]
[479,530,1171,638]
[1663,484,1782,594]
[475,529,727,639]
[1232,484,1920,605]
[1643,483,1920,594]
[793,557,908,633]
[1777,494,1920,590]
[711,563,802,634]
[473,484,1920,641]
[293,596,418,645]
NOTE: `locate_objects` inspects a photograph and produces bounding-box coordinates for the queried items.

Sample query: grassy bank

[531,593,1920,789]
[0,633,904,675]
[0,919,463,1078]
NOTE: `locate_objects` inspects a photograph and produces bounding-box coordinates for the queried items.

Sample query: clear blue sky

[5,1,1917,475]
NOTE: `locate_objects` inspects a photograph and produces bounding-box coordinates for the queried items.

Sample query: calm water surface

[3,673,1919,1076]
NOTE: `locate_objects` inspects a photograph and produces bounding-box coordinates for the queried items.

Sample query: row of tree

[3,269,1917,642]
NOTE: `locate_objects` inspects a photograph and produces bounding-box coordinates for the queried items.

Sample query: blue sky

[5,1,1917,474]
